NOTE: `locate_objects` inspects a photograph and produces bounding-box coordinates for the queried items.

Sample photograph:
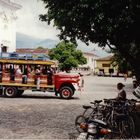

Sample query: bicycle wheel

[103,110,121,139]
[75,115,87,133]
[83,108,104,121]
[118,116,135,139]
[83,107,95,118]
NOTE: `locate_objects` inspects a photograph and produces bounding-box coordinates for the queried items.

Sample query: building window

[109,69,114,74]
[1,46,8,52]
[98,69,104,75]
[102,64,110,67]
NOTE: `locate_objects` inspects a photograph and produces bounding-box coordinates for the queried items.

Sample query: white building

[0,0,21,52]
[82,52,98,71]
[72,52,99,75]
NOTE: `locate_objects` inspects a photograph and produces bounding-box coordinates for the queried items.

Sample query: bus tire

[0,89,3,95]
[4,87,17,98]
[59,86,73,99]
[17,90,24,96]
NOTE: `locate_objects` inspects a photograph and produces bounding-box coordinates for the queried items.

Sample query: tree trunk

[134,68,140,84]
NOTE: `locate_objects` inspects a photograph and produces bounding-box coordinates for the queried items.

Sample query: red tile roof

[16,48,49,54]
[83,52,98,57]
[96,55,113,61]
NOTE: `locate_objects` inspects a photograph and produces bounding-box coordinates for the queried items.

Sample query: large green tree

[111,50,132,74]
[39,0,140,81]
[49,41,87,72]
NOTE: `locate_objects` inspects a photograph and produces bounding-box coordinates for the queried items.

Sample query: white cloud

[14,0,60,40]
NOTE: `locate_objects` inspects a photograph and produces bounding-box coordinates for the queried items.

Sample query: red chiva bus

[0,52,81,99]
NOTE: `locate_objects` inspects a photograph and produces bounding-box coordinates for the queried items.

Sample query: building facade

[17,49,98,75]
[0,0,21,52]
[95,55,118,76]
[72,52,98,75]
[82,52,98,71]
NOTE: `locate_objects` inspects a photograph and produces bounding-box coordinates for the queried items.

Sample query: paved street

[80,76,137,103]
[0,76,138,139]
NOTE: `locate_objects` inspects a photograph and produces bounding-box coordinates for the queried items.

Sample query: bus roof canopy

[0,52,55,65]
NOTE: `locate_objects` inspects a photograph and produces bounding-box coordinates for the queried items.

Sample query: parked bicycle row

[72,98,140,139]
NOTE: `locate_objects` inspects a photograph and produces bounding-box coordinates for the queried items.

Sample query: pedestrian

[133,83,140,99]
[0,63,2,82]
[9,65,15,81]
[46,65,53,85]
[35,65,41,89]
[124,73,128,82]
[78,73,84,92]
[16,66,22,75]
[22,65,28,84]
[42,65,47,75]
[116,82,126,101]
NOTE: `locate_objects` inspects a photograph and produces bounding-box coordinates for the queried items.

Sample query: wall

[82,53,98,72]
[0,0,21,52]
[95,60,118,75]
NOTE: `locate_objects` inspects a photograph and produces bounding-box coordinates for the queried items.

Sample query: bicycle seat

[130,99,137,102]
[83,105,91,109]
[94,100,102,104]
[104,99,110,104]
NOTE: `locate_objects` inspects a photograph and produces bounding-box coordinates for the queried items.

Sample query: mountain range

[16,32,109,57]
[16,32,58,49]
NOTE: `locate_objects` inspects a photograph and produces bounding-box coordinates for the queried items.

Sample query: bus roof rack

[0,52,50,61]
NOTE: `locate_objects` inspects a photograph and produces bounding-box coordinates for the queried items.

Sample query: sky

[13,0,109,56]
[14,0,60,40]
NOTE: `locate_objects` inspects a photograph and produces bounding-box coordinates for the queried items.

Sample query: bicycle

[103,98,136,139]
[75,100,105,133]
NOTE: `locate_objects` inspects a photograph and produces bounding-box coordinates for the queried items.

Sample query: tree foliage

[111,51,132,74]
[36,46,45,49]
[48,41,87,72]
[40,0,140,80]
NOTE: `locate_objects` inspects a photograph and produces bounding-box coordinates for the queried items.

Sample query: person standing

[22,65,28,84]
[79,73,84,88]
[46,66,53,85]
[9,65,15,81]
[0,63,2,82]
[35,66,41,89]
[124,73,128,82]
[16,66,22,75]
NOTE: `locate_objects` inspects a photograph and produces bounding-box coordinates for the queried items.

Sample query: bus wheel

[17,90,24,96]
[4,87,17,98]
[59,86,73,99]
[0,89,3,95]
